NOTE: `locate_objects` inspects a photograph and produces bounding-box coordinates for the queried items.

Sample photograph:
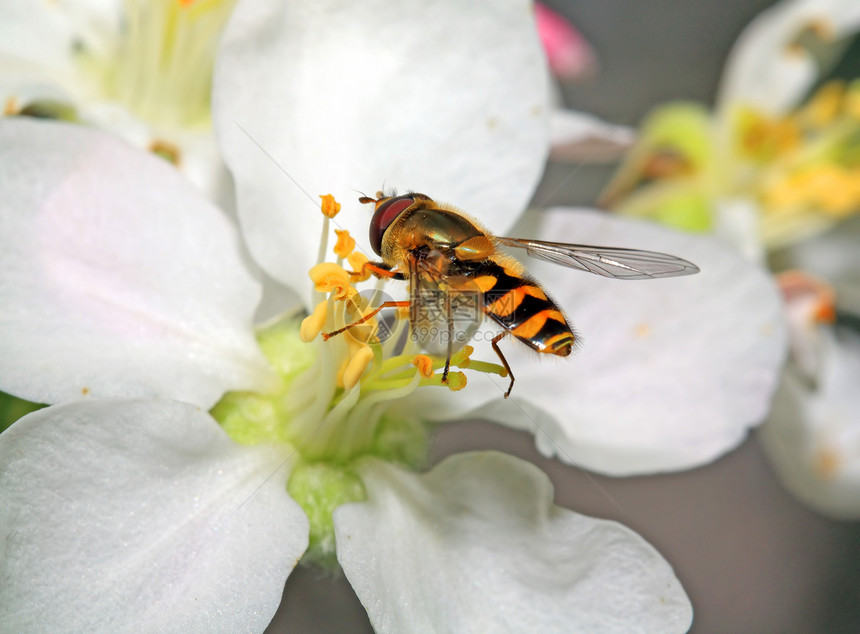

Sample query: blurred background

[271,1,860,632]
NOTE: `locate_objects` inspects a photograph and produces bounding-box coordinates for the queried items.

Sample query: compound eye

[369,195,414,255]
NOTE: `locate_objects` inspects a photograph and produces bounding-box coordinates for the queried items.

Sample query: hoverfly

[324,192,699,398]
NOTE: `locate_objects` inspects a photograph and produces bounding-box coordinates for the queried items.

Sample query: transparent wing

[496,237,700,280]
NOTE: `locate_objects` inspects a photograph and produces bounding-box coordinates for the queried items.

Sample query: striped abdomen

[471,260,575,356]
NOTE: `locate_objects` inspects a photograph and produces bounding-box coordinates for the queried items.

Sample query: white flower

[0,0,787,630]
[0,0,236,197]
[0,115,700,633]
[758,230,860,519]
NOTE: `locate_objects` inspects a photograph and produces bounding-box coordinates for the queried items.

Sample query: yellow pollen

[446,372,467,391]
[807,19,835,42]
[347,252,371,281]
[300,300,328,342]
[411,355,435,378]
[812,446,841,481]
[451,344,474,368]
[736,107,800,160]
[333,229,356,258]
[320,193,341,218]
[4,96,18,115]
[763,166,860,216]
[787,19,835,57]
[802,81,845,128]
[343,346,374,389]
[149,138,182,166]
[309,262,356,300]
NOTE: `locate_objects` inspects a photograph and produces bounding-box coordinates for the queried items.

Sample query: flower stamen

[87,0,237,128]
[320,193,342,218]
[300,300,329,342]
[334,229,356,258]
[411,355,435,378]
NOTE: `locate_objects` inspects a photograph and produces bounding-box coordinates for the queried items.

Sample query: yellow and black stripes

[471,260,575,357]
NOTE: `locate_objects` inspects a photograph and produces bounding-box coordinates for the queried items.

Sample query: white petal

[215,0,549,301]
[713,197,765,264]
[81,101,232,204]
[716,0,860,116]
[0,118,275,408]
[0,398,308,632]
[334,452,692,633]
[759,328,860,518]
[427,209,787,476]
[549,108,635,163]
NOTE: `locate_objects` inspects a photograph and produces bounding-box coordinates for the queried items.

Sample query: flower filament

[81,0,236,129]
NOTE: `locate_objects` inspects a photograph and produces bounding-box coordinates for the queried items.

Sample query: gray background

[268,1,860,632]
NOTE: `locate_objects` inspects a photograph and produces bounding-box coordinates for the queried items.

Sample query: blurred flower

[532,3,637,163]
[0,0,236,196]
[601,0,860,261]
[759,231,860,519]
[600,0,860,518]
[535,2,598,81]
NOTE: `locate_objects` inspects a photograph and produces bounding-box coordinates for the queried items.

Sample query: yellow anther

[813,446,841,480]
[445,371,467,392]
[149,139,182,166]
[334,230,356,258]
[343,346,374,389]
[764,166,860,216]
[787,19,835,58]
[300,300,328,342]
[348,252,371,281]
[411,355,435,378]
[802,81,845,128]
[319,193,342,218]
[4,96,18,116]
[451,345,474,368]
[309,262,356,300]
[736,107,800,160]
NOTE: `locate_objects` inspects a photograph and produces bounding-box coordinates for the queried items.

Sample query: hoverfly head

[366,193,416,255]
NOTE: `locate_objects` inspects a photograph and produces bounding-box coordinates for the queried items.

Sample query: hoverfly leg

[350,261,405,281]
[441,296,455,385]
[490,331,515,398]
[322,300,410,340]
